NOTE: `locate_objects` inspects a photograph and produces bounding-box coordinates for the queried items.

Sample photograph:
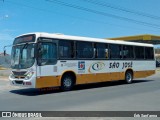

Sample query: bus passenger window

[145,47,154,59]
[38,42,57,65]
[94,43,108,59]
[59,40,74,59]
[135,46,145,59]
[122,45,134,59]
[76,41,93,58]
[109,44,121,59]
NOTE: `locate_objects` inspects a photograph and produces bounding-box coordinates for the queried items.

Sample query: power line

[46,0,160,29]
[1,0,159,33]
[0,0,118,26]
[1,0,154,31]
[81,0,160,20]
[0,0,4,2]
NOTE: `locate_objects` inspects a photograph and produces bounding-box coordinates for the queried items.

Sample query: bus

[9,32,156,91]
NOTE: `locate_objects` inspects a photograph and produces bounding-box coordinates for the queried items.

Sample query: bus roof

[17,32,154,47]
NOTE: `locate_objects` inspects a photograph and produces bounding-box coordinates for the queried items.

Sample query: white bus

[9,32,156,91]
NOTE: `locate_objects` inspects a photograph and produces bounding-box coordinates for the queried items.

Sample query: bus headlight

[25,71,34,80]
[9,73,15,79]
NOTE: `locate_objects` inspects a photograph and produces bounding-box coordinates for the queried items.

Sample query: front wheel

[125,71,133,84]
[61,74,74,91]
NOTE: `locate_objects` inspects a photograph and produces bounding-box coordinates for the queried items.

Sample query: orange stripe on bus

[36,76,60,88]
[35,70,155,88]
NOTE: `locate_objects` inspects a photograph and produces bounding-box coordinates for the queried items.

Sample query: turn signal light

[25,82,32,85]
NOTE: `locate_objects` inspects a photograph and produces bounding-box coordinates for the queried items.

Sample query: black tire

[125,71,133,84]
[61,74,74,91]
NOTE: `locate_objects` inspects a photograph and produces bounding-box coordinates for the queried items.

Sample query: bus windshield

[11,43,35,69]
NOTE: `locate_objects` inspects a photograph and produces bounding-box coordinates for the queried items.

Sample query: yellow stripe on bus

[134,70,155,78]
[36,76,60,88]
[35,70,155,88]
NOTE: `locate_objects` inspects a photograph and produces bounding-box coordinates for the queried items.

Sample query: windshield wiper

[22,43,28,50]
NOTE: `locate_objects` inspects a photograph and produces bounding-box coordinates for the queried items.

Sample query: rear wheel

[125,71,133,84]
[61,74,74,91]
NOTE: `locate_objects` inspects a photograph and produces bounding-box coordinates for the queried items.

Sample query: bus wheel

[61,74,74,91]
[125,71,133,84]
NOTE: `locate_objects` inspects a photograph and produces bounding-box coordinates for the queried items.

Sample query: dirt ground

[0,69,11,80]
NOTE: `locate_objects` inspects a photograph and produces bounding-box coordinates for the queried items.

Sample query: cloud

[0,14,9,20]
[4,14,9,18]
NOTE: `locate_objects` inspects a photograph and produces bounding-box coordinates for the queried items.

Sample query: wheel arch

[60,70,77,85]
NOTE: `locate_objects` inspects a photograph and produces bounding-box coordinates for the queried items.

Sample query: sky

[1,0,160,53]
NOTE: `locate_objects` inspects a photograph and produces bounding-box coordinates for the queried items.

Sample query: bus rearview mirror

[4,50,6,56]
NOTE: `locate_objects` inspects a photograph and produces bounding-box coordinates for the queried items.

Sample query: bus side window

[38,42,57,65]
[76,41,93,59]
[94,43,108,59]
[109,44,121,59]
[59,40,75,59]
[135,46,145,59]
[122,45,134,59]
[145,47,154,59]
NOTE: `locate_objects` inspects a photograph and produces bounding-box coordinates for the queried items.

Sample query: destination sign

[13,34,35,45]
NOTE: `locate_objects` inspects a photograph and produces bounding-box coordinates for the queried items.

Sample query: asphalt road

[0,69,160,119]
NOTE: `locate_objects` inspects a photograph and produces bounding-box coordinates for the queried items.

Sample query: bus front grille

[12,71,27,76]
[15,80,23,84]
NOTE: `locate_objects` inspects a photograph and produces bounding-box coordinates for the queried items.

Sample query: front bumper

[9,76,36,88]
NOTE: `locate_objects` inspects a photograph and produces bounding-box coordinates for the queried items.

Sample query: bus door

[36,40,58,88]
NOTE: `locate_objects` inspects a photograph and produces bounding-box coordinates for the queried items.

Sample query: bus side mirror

[4,50,6,56]
[3,46,6,56]
[3,45,12,56]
